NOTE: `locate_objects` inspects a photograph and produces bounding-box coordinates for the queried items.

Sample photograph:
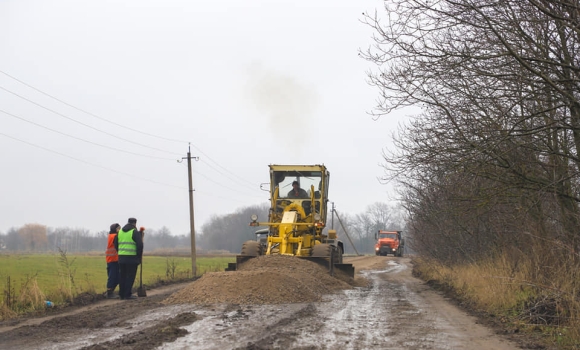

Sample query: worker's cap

[128,217,137,224]
[109,223,120,233]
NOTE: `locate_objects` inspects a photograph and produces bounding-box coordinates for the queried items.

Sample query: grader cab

[227,164,354,277]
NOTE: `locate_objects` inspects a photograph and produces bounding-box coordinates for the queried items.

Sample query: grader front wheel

[226,240,263,272]
[241,240,262,256]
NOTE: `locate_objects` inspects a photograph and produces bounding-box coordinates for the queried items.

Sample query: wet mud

[0,256,533,349]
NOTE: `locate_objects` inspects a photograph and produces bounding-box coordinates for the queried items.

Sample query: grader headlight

[314,213,321,221]
[250,214,259,227]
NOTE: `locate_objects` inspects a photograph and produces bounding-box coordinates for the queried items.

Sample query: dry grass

[15,274,46,313]
[0,253,234,321]
[56,248,77,303]
[413,245,580,348]
[0,303,17,320]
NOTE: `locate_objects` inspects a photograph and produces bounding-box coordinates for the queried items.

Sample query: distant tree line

[196,204,271,253]
[0,203,405,255]
[0,224,189,253]
[0,224,102,253]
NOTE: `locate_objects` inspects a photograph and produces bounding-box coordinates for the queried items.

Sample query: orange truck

[374,230,404,257]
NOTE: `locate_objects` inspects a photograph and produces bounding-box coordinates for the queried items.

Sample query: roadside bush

[16,274,46,313]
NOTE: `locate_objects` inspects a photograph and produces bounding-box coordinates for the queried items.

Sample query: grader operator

[227,164,354,277]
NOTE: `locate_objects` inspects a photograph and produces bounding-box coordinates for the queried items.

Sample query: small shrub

[82,272,96,294]
[0,303,17,320]
[56,247,77,303]
[16,274,45,312]
[166,258,178,279]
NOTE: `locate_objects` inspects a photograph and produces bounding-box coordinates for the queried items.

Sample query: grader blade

[224,255,258,272]
[334,263,355,277]
[303,257,355,278]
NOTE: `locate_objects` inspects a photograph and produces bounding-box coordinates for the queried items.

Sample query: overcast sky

[0,0,408,236]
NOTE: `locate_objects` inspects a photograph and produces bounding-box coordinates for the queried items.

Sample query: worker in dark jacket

[114,217,144,300]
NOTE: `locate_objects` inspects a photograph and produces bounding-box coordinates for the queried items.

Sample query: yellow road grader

[227,164,354,277]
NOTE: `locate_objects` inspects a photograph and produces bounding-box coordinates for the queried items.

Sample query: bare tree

[361,0,580,258]
[18,224,48,251]
[199,204,269,253]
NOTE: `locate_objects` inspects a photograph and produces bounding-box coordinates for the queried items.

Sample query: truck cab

[375,230,404,257]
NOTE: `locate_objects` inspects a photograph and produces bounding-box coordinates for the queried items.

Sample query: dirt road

[0,256,522,349]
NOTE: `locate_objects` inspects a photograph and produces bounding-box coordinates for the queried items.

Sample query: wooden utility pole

[184,146,199,277]
[331,202,335,229]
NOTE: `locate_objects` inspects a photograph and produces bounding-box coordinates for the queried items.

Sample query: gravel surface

[0,256,540,350]
[163,255,357,305]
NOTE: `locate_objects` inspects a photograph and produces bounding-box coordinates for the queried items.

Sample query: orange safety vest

[105,234,119,263]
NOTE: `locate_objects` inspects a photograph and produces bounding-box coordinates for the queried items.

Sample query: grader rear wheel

[241,240,262,256]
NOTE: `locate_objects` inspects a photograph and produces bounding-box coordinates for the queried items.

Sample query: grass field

[0,253,235,305]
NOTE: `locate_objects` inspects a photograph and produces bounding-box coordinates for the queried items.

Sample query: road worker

[114,217,144,300]
[105,223,121,299]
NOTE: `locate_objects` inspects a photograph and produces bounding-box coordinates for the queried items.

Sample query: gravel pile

[163,255,354,305]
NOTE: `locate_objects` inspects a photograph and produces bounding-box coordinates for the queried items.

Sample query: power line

[0,69,188,144]
[0,131,185,190]
[198,158,260,192]
[0,108,176,161]
[194,190,269,204]
[191,145,257,187]
[0,70,257,187]
[0,85,182,157]
[192,165,265,200]
[0,131,266,204]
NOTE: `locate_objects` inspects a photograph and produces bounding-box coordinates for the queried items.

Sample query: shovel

[137,261,147,297]
[137,229,147,297]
